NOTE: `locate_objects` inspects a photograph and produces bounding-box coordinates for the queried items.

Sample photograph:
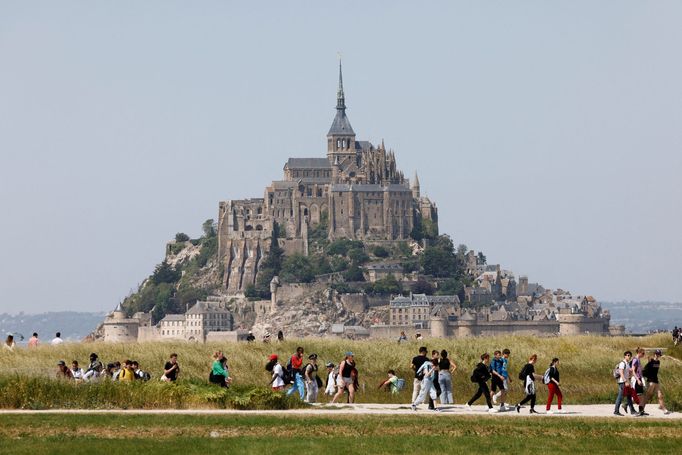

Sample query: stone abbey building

[217,63,438,293]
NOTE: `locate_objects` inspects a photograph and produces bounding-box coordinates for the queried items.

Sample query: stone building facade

[216,62,438,293]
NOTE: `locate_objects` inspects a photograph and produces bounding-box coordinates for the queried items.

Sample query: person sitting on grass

[131,360,150,381]
[3,335,16,352]
[70,360,84,381]
[162,353,180,382]
[118,360,135,382]
[209,352,232,387]
[83,353,103,382]
[56,360,73,379]
[378,370,401,394]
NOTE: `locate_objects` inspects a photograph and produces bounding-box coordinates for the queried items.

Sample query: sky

[1,1,681,313]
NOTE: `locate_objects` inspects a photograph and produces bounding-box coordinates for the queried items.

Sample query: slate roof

[286,158,331,170]
[328,110,355,136]
[186,301,231,315]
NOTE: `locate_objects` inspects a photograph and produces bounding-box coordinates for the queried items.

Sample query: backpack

[612,363,622,379]
[518,365,528,381]
[542,368,552,385]
[395,378,406,391]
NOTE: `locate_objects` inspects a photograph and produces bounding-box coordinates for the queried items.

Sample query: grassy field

[0,413,681,454]
[1,333,680,409]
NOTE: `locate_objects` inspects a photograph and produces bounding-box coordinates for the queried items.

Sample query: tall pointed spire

[327,56,355,137]
[337,57,346,111]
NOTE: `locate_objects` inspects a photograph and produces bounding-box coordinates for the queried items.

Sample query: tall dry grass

[1,333,680,409]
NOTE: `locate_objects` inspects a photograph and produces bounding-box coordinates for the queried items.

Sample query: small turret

[412,172,421,199]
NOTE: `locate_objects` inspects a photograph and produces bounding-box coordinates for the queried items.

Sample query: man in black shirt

[163,353,180,382]
[643,349,671,415]
[411,346,428,404]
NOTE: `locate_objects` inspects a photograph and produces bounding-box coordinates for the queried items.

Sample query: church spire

[337,57,345,110]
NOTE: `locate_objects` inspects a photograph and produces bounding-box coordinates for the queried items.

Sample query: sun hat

[269,354,278,361]
[345,351,354,357]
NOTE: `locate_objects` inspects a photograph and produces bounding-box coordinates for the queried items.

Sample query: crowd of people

[2,329,677,416]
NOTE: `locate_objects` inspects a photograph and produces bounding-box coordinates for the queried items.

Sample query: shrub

[373,246,390,258]
[175,233,190,242]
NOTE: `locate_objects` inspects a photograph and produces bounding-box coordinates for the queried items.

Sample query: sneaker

[664,410,672,415]
[488,408,499,413]
[556,409,565,414]
[614,411,624,416]
[529,409,539,414]
[516,404,521,413]
[639,411,649,416]
[411,404,417,411]
[465,403,472,411]
[630,410,639,416]
[546,410,554,415]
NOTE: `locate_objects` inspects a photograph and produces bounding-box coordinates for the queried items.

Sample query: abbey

[217,63,437,293]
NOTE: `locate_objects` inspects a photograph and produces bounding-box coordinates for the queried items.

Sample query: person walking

[545,357,563,414]
[27,333,39,348]
[465,353,497,413]
[286,347,306,399]
[438,349,456,405]
[430,350,442,409]
[410,346,429,405]
[324,362,337,396]
[631,348,648,416]
[303,353,320,403]
[492,348,512,411]
[411,358,439,411]
[643,349,672,415]
[331,352,356,404]
[51,332,64,346]
[515,354,539,414]
[267,354,286,391]
[614,351,634,416]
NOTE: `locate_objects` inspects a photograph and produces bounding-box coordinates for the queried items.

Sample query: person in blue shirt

[492,348,512,411]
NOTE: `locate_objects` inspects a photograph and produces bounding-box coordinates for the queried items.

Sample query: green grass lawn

[0,414,680,454]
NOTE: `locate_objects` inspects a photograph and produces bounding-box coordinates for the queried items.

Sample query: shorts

[491,376,505,392]
[337,376,353,388]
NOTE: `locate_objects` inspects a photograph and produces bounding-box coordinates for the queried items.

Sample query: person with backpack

[515,354,539,414]
[378,370,403,394]
[410,358,439,411]
[118,359,135,382]
[303,353,321,403]
[331,352,356,404]
[544,357,563,414]
[643,349,672,415]
[492,348,512,411]
[614,351,636,416]
[286,347,306,399]
[465,353,497,413]
[83,353,104,382]
[266,354,286,391]
[438,349,456,405]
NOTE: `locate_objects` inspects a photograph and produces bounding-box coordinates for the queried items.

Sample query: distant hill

[602,301,682,333]
[0,312,105,343]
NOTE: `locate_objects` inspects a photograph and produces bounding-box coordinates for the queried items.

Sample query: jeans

[413,377,437,405]
[615,382,635,413]
[438,371,453,404]
[286,372,305,399]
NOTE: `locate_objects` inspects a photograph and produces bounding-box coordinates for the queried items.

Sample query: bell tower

[327,58,356,164]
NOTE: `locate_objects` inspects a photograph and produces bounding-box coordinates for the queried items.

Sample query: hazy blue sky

[1,1,681,313]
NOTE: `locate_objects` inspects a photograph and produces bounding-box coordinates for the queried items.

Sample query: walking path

[0,404,678,419]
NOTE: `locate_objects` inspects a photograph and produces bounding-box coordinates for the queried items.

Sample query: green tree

[421,244,457,277]
[175,233,190,242]
[412,278,434,295]
[202,219,216,238]
[348,248,369,265]
[373,246,390,258]
[367,274,402,295]
[477,252,487,265]
[280,254,315,283]
[343,264,365,282]
[152,261,181,285]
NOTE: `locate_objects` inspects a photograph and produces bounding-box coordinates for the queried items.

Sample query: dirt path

[0,404,678,419]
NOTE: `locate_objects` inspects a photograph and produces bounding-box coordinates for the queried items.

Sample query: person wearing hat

[324,362,337,396]
[331,352,356,404]
[303,353,321,403]
[643,349,672,415]
[268,354,285,391]
[56,360,73,379]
